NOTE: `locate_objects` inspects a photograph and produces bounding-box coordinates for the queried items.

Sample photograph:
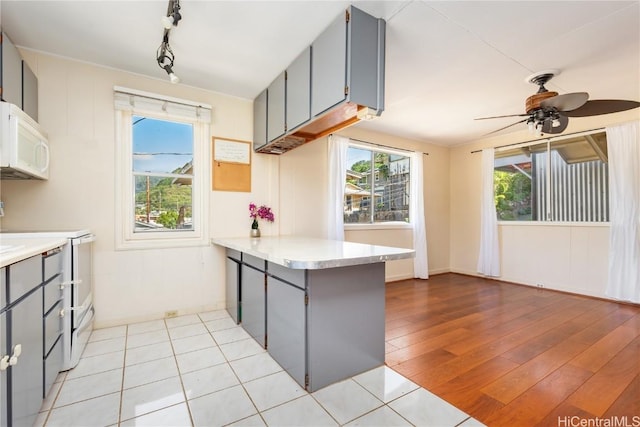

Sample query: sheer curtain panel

[605,121,640,303]
[410,151,429,279]
[327,134,349,241]
[477,148,501,277]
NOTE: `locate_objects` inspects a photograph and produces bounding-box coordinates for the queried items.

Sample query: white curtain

[477,148,501,276]
[606,121,640,303]
[410,152,429,279]
[327,134,349,241]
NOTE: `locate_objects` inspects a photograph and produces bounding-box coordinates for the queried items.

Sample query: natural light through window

[344,145,411,224]
[132,116,194,232]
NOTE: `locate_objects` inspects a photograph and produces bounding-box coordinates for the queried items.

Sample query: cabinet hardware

[0,355,9,371]
[345,9,350,23]
[305,374,309,389]
[304,294,309,305]
[344,86,349,96]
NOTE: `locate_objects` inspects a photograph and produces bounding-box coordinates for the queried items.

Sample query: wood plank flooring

[385,273,640,427]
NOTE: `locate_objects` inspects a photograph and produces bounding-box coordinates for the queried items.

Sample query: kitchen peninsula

[212,236,414,392]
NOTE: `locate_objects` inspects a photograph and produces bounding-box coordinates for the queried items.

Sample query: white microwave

[0,102,49,180]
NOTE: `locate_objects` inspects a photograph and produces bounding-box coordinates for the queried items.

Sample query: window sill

[115,233,209,251]
[498,221,610,227]
[345,222,412,231]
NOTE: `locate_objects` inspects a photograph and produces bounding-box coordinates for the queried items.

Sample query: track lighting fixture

[156,32,180,84]
[161,0,181,29]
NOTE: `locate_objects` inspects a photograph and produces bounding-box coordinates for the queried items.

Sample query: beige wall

[2,50,636,327]
[0,51,280,327]
[277,126,450,281]
[449,109,640,298]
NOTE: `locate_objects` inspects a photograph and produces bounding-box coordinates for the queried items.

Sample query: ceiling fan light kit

[477,69,640,137]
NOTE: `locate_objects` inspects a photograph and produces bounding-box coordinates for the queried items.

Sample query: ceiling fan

[476,69,640,136]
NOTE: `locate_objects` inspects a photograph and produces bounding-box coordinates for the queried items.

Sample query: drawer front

[8,255,41,303]
[227,249,241,262]
[43,273,63,315]
[43,250,63,283]
[268,262,306,289]
[243,253,265,271]
[44,336,63,399]
[44,300,63,355]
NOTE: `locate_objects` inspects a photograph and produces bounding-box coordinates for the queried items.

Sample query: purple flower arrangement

[249,203,275,229]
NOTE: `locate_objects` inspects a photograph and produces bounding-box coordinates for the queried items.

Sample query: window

[115,88,211,249]
[344,145,410,224]
[133,116,193,232]
[494,131,609,222]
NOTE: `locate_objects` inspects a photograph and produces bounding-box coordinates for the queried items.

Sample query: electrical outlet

[165,310,178,318]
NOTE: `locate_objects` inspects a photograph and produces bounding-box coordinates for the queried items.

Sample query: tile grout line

[167,316,197,427]
[116,324,128,427]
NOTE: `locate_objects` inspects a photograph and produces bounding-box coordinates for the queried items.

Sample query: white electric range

[0,230,95,370]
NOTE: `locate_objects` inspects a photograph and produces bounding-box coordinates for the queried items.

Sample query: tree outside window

[344,146,410,224]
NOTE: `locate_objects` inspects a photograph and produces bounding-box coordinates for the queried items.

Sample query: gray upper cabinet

[22,61,38,122]
[311,12,347,117]
[267,71,286,142]
[253,89,268,151]
[286,47,311,132]
[1,32,23,108]
[1,32,39,123]
[254,6,384,155]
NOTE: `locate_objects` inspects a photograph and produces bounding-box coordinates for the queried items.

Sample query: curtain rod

[344,136,429,155]
[469,127,606,154]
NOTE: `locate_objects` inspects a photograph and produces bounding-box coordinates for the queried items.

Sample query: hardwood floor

[385,273,640,427]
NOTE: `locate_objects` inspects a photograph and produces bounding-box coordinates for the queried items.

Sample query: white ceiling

[2,1,639,146]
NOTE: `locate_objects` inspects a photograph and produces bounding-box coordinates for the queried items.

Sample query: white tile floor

[35,310,485,426]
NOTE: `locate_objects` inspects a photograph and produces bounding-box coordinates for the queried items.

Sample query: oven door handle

[73,234,96,245]
[60,279,82,289]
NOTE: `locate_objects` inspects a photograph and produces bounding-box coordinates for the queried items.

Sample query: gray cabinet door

[225,257,240,324]
[286,47,311,131]
[267,276,306,388]
[240,265,265,347]
[267,71,285,142]
[10,288,43,427]
[253,89,267,151]
[22,60,38,121]
[311,11,347,117]
[1,33,22,107]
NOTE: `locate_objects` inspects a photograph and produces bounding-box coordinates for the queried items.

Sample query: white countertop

[212,236,415,269]
[0,237,68,268]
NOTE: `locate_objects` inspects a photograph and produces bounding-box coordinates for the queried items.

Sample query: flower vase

[251,218,260,238]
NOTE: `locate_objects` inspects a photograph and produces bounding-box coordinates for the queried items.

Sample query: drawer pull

[0,355,8,371]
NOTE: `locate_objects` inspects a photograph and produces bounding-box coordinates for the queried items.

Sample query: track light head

[162,0,181,29]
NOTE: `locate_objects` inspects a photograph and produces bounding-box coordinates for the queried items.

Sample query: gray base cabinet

[240,254,266,348]
[225,256,241,324]
[1,248,64,427]
[306,263,385,391]
[266,276,306,387]
[10,284,43,427]
[226,250,386,392]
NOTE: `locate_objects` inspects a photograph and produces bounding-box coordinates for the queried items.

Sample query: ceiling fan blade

[475,113,528,120]
[541,115,569,134]
[540,92,589,112]
[483,118,529,136]
[561,99,640,117]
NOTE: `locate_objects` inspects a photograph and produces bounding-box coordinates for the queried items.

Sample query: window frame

[114,88,211,250]
[343,142,413,230]
[494,129,610,225]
